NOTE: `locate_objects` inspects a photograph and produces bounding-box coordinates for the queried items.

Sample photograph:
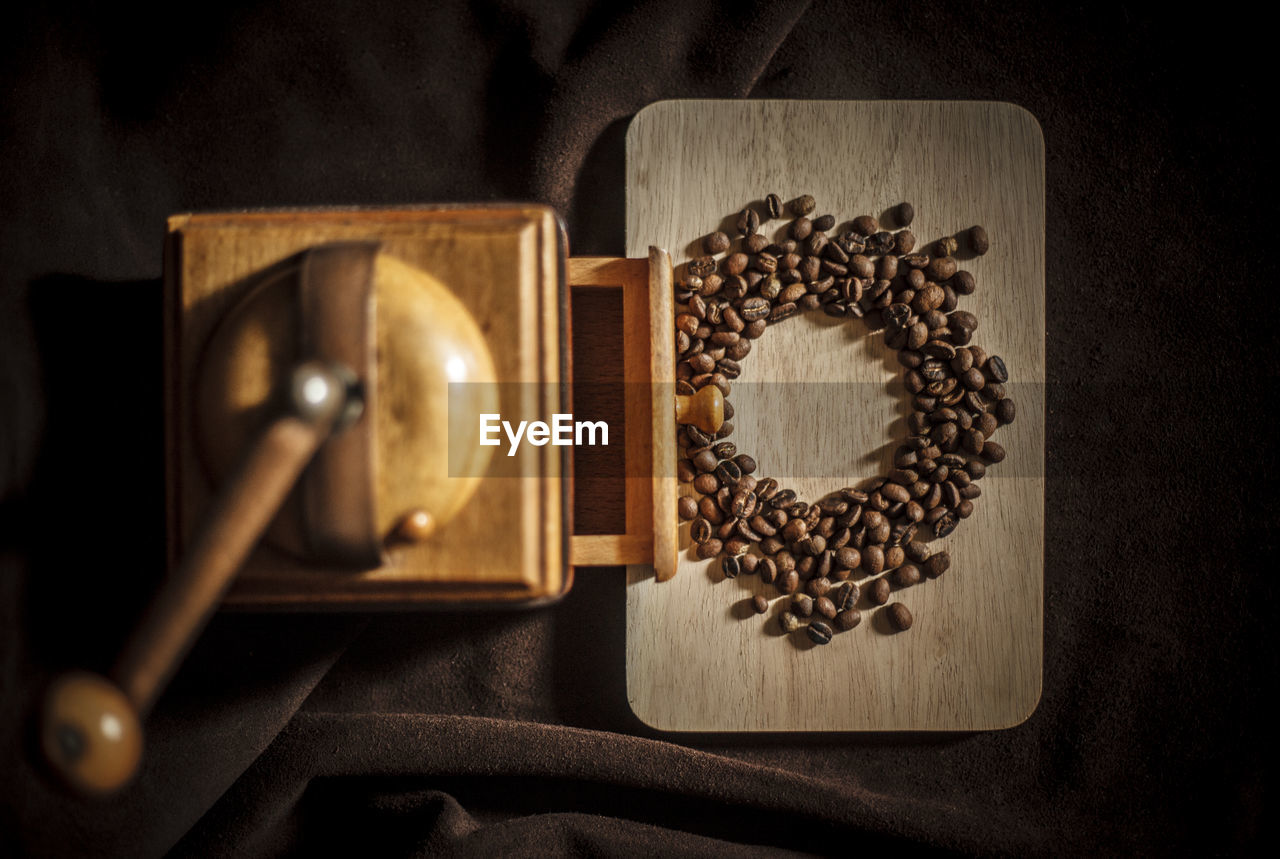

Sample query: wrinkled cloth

[0,1,1272,855]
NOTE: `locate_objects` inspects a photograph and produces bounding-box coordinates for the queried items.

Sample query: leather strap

[297,242,384,568]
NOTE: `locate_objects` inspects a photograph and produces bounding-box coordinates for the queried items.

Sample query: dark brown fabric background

[1,1,1273,856]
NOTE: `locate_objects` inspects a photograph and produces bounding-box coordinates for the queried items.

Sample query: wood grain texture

[624,100,1044,731]
[166,207,565,607]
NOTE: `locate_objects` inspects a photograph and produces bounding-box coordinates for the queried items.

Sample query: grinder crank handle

[39,361,355,795]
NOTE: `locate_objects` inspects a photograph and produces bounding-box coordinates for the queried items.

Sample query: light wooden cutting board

[624,100,1044,732]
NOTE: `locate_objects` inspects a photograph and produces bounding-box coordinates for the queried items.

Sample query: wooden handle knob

[40,672,142,795]
[674,385,724,435]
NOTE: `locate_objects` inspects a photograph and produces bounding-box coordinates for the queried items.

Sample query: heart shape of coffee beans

[674,196,1016,644]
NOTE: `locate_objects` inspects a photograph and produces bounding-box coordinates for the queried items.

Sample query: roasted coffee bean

[869,577,891,605]
[722,555,741,578]
[893,228,916,254]
[710,440,736,460]
[790,195,816,216]
[689,352,715,374]
[688,256,716,278]
[758,557,777,584]
[793,591,814,619]
[804,576,831,600]
[961,428,984,455]
[806,621,834,645]
[956,499,974,519]
[749,514,777,538]
[924,256,957,282]
[904,543,930,565]
[677,459,697,484]
[862,545,885,576]
[751,594,769,615]
[693,473,720,496]
[951,269,976,295]
[923,551,950,579]
[770,489,797,509]
[726,338,752,360]
[739,296,771,322]
[934,236,959,258]
[704,232,731,254]
[690,517,712,543]
[741,554,760,575]
[743,233,768,255]
[851,214,878,236]
[886,602,913,631]
[737,207,760,236]
[882,483,910,504]
[802,534,827,556]
[933,511,958,538]
[724,538,750,557]
[692,450,718,473]
[815,596,837,620]
[812,213,836,232]
[982,441,1006,463]
[968,225,990,255]
[894,564,922,587]
[790,216,813,241]
[774,551,796,573]
[743,318,767,338]
[995,398,1016,425]
[696,538,722,559]
[835,608,862,631]
[780,610,802,633]
[677,496,698,521]
[770,302,799,322]
[731,489,757,519]
[986,355,1009,383]
[699,497,724,526]
[778,569,800,595]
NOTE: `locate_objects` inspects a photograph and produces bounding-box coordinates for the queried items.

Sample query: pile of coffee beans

[673,196,1014,644]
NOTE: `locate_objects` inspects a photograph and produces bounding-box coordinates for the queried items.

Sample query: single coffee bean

[690,517,712,544]
[893,201,915,227]
[704,232,730,254]
[924,256,957,282]
[835,608,862,631]
[886,602,913,631]
[751,594,769,615]
[792,593,814,618]
[968,225,989,255]
[934,236,959,257]
[739,296,770,322]
[737,207,760,236]
[933,511,958,538]
[851,214,877,236]
[869,577,891,605]
[693,473,720,496]
[894,564,922,587]
[812,213,836,232]
[790,217,813,241]
[995,398,1016,425]
[867,231,895,255]
[806,621,834,645]
[743,233,767,255]
[982,441,1007,463]
[780,611,802,633]
[688,256,716,278]
[765,194,783,219]
[677,496,698,521]
[777,569,799,595]
[692,450,718,473]
[758,557,777,584]
[722,555,741,578]
[696,538,722,559]
[962,428,986,455]
[923,551,950,579]
[677,459,697,484]
[986,355,1009,383]
[862,545,885,575]
[790,194,816,216]
[731,489,757,519]
[904,541,930,563]
[815,596,837,620]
